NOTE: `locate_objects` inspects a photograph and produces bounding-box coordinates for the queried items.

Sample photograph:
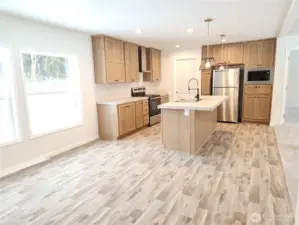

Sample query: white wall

[286,50,299,107]
[0,14,98,177]
[271,35,299,125]
[159,49,202,101]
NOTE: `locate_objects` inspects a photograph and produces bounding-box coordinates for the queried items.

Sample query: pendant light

[215,34,229,71]
[200,18,215,70]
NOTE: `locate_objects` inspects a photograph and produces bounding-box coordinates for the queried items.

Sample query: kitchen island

[158,96,228,155]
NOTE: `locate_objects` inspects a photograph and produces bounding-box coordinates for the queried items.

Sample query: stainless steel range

[131,87,161,126]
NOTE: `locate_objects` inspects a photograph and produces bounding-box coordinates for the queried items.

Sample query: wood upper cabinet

[210,45,223,63]
[93,36,141,84]
[202,44,244,65]
[118,103,136,136]
[201,70,212,95]
[244,41,260,68]
[92,36,125,84]
[135,101,144,129]
[259,40,276,68]
[225,43,244,64]
[104,37,125,83]
[244,39,276,68]
[124,43,139,82]
[242,84,272,123]
[144,48,161,81]
[202,38,275,68]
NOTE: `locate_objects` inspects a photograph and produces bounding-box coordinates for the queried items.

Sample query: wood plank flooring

[0,123,294,225]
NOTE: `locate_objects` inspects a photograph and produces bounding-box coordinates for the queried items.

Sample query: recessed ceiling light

[135,29,143,34]
[186,28,194,33]
[176,44,180,48]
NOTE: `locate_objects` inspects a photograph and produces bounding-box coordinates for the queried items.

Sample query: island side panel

[191,109,218,154]
[161,109,191,153]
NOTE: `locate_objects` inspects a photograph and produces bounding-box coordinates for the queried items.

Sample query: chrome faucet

[188,78,200,101]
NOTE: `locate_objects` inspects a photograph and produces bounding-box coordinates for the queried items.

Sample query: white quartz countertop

[158,96,228,111]
[97,97,148,105]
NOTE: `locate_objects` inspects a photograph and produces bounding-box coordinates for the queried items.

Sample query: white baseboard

[0,136,98,178]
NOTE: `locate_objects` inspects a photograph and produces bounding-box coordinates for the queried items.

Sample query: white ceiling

[0,0,295,50]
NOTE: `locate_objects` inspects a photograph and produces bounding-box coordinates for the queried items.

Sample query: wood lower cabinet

[97,99,149,140]
[242,85,272,123]
[255,95,272,120]
[143,100,149,125]
[135,101,144,129]
[243,95,256,120]
[118,103,136,135]
[201,70,212,95]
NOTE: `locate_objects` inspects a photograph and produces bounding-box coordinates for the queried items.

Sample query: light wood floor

[0,123,294,225]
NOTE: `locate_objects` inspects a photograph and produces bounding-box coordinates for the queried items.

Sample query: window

[0,47,18,145]
[21,52,82,136]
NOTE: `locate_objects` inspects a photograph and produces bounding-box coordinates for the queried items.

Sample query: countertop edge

[158,97,227,111]
[97,97,149,105]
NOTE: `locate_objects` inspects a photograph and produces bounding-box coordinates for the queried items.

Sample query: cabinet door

[130,44,139,82]
[259,40,275,68]
[105,37,125,83]
[118,104,127,136]
[225,43,244,64]
[202,46,207,59]
[126,103,136,132]
[201,70,212,95]
[141,46,147,72]
[151,49,157,81]
[155,50,161,81]
[124,43,139,82]
[135,101,143,128]
[244,42,260,68]
[211,45,223,63]
[255,95,271,121]
[243,95,256,120]
[124,43,132,82]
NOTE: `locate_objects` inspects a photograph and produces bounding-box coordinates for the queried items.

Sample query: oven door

[149,97,161,116]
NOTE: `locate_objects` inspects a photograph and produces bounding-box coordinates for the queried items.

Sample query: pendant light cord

[207,21,210,58]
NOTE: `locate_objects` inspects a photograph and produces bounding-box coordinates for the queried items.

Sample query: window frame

[19,50,84,139]
[0,45,21,147]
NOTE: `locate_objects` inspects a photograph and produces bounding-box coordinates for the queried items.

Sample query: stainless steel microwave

[245,68,274,84]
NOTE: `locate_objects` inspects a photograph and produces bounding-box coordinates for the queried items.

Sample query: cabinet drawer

[143,100,148,106]
[244,85,272,95]
[143,107,149,115]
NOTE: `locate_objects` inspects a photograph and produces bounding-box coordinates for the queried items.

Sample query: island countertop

[158,96,228,111]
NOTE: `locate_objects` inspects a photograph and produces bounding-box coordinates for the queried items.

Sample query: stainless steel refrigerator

[212,68,243,123]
